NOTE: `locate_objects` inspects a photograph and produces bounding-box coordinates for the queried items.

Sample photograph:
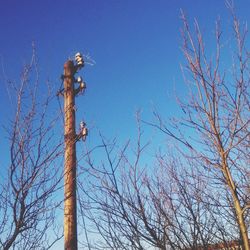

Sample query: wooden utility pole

[62,53,86,250]
[64,60,78,250]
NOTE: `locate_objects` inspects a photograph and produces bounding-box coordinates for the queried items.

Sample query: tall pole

[62,53,86,250]
[64,60,78,250]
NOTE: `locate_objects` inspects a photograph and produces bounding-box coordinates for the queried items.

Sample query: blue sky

[1,0,250,248]
[0,0,249,163]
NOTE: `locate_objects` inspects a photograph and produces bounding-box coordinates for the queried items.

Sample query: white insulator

[77,61,84,66]
[82,127,88,136]
[75,52,81,58]
[77,76,82,83]
[75,56,82,61]
[80,121,85,129]
[80,82,86,89]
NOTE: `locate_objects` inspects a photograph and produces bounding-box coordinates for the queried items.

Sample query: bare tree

[147,5,250,249]
[77,4,249,250]
[78,121,233,249]
[0,50,64,249]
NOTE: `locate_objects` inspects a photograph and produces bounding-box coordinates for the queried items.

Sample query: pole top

[64,60,75,76]
[64,60,74,70]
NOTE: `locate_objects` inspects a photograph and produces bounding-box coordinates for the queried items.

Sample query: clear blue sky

[0,0,249,163]
[1,1,250,248]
